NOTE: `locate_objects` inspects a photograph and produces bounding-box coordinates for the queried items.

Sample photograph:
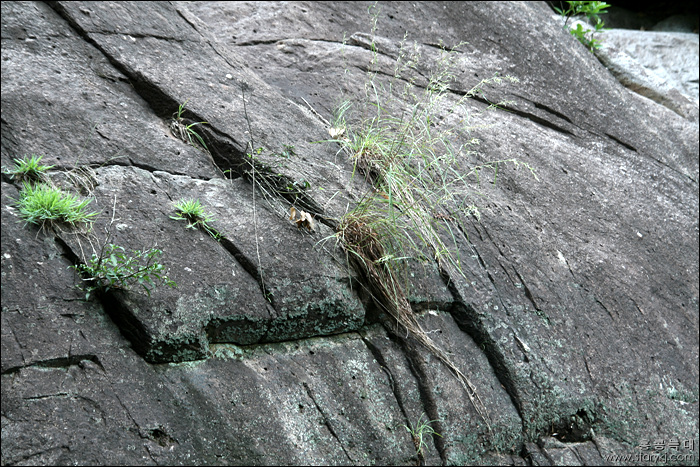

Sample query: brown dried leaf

[290,207,316,232]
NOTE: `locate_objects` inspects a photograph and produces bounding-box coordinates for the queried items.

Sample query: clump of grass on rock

[2,154,54,183]
[170,198,222,240]
[324,4,536,434]
[15,181,98,230]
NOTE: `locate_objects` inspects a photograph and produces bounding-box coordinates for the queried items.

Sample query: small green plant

[170,198,221,240]
[281,144,296,158]
[170,100,210,152]
[554,1,610,50]
[2,154,55,183]
[14,182,98,229]
[273,143,296,159]
[405,414,443,459]
[71,243,176,300]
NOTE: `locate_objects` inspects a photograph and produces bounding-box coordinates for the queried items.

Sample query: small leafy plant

[71,243,176,300]
[267,144,297,160]
[280,143,296,158]
[15,182,98,229]
[405,414,443,459]
[2,154,54,183]
[554,1,610,50]
[170,198,221,240]
[170,100,210,152]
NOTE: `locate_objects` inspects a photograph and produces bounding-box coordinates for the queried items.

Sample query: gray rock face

[595,29,699,120]
[2,1,698,465]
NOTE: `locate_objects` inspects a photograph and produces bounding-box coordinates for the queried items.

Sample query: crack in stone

[44,4,288,327]
[6,446,70,465]
[471,95,577,136]
[604,132,637,152]
[6,323,27,369]
[443,222,528,429]
[359,335,415,444]
[1,354,104,376]
[533,101,574,124]
[514,270,544,315]
[388,329,448,464]
[225,32,584,148]
[22,392,70,400]
[49,1,245,179]
[600,131,697,184]
[216,235,276,309]
[111,390,159,463]
[90,30,194,43]
[54,234,160,360]
[595,297,618,322]
[301,381,354,464]
[232,38,282,47]
[55,160,205,180]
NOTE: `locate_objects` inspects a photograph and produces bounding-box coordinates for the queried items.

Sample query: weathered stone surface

[2,1,698,465]
[551,8,699,119]
[595,29,699,120]
[0,1,218,179]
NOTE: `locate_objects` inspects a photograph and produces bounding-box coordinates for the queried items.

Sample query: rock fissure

[47,1,247,185]
[47,162,192,179]
[359,335,410,421]
[1,354,102,376]
[388,328,449,464]
[301,381,354,464]
[233,38,284,47]
[604,132,637,152]
[216,235,276,308]
[471,95,578,137]
[595,297,618,322]
[533,101,574,124]
[239,162,325,217]
[445,294,526,426]
[21,392,70,401]
[51,1,249,172]
[514,270,544,314]
[110,391,161,465]
[441,222,533,429]
[52,235,151,345]
[435,235,528,432]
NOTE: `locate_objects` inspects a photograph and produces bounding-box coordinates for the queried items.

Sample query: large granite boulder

[2,2,698,465]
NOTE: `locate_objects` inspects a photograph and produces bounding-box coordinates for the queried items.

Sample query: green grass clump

[170,100,210,153]
[170,198,221,240]
[2,154,54,182]
[15,182,98,229]
[322,4,537,434]
[71,243,176,300]
[329,30,533,281]
[405,414,443,460]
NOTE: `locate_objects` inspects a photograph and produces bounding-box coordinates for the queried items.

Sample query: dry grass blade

[323,11,536,436]
[338,214,492,431]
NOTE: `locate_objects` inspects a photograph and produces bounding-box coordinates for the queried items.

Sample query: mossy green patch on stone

[145,332,210,363]
[207,314,268,345]
[264,294,364,342]
[599,379,699,449]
